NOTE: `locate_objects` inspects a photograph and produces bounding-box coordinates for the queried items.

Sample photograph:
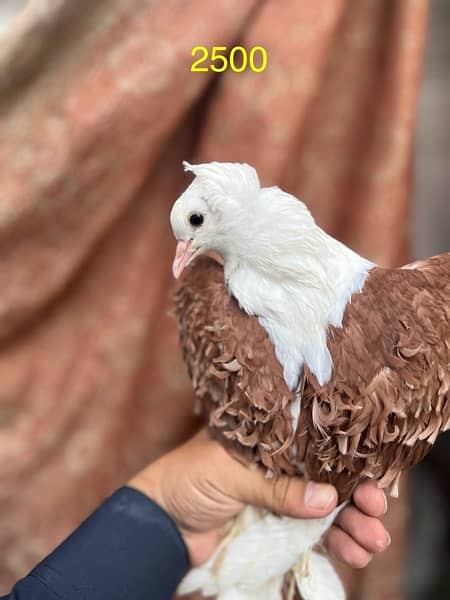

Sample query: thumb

[235,467,338,518]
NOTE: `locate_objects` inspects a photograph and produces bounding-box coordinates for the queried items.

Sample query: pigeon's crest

[183,161,260,210]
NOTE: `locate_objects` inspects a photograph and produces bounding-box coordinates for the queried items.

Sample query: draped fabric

[0,0,428,597]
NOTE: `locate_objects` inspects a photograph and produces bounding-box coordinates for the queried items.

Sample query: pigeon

[170,161,450,600]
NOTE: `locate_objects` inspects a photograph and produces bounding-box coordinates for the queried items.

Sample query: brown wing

[302,253,450,498]
[174,257,297,475]
[173,254,450,500]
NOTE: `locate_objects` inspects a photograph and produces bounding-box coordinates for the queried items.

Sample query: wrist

[128,466,166,514]
[128,467,216,567]
[128,467,191,555]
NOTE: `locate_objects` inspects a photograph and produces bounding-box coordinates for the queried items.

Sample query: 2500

[190,45,268,73]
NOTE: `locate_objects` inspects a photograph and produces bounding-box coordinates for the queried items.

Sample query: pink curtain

[0,1,428,597]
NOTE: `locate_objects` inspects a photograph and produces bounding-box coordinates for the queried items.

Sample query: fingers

[326,526,373,569]
[325,497,391,568]
[353,480,387,517]
[185,431,391,569]
[335,505,390,554]
[237,470,338,519]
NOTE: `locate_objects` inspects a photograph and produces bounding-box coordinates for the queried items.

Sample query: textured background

[0,1,448,599]
[409,1,450,598]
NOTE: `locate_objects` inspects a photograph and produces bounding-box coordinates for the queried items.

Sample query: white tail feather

[178,504,346,600]
[296,551,345,600]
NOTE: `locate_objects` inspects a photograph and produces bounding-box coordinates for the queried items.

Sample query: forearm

[1,487,189,600]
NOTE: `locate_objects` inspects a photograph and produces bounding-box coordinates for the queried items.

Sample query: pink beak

[172,240,195,279]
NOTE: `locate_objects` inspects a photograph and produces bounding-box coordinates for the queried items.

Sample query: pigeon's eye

[189,212,204,227]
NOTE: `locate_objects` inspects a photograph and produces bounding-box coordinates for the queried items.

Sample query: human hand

[129,429,390,568]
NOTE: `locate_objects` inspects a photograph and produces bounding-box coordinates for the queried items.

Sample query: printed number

[190,46,268,73]
[191,46,209,72]
[210,46,228,72]
[249,46,268,73]
[229,46,247,72]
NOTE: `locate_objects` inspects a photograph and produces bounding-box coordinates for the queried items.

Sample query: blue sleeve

[0,486,190,600]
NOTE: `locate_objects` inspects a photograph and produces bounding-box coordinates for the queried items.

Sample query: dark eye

[189,212,204,227]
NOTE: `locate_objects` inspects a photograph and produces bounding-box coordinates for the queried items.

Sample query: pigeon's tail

[178,504,346,600]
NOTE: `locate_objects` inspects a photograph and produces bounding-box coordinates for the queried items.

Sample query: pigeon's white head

[170,160,374,389]
[170,161,262,278]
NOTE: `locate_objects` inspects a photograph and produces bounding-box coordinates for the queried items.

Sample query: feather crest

[183,161,260,210]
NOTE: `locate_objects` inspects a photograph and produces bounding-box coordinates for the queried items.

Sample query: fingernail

[376,531,391,551]
[382,492,388,515]
[305,482,336,510]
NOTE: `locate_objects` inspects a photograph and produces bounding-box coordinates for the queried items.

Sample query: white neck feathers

[225,191,374,388]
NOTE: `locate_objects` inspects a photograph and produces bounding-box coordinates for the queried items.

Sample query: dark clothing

[0,487,189,599]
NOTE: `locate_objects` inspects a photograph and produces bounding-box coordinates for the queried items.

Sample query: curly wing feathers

[173,254,450,501]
